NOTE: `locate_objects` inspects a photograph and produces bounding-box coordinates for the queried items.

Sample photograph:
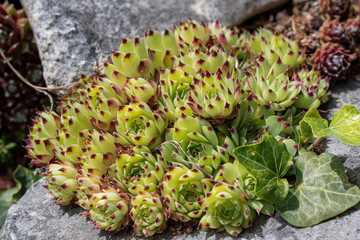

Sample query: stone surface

[1,79,360,240]
[20,0,287,90]
[324,79,360,187]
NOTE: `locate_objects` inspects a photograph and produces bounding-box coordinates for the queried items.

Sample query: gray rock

[324,80,360,187]
[1,179,360,240]
[20,0,287,90]
[1,79,360,240]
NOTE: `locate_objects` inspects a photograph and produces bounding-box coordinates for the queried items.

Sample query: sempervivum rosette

[82,76,127,131]
[130,192,168,237]
[109,145,166,195]
[82,186,130,232]
[173,45,237,75]
[188,69,246,123]
[312,43,356,81]
[208,20,244,56]
[105,38,156,81]
[218,99,271,155]
[159,165,213,222]
[199,160,273,236]
[75,170,101,210]
[44,160,79,205]
[158,68,194,121]
[320,0,350,20]
[114,101,168,150]
[320,19,349,45]
[122,78,160,106]
[83,75,160,131]
[293,68,330,109]
[198,180,256,236]
[174,19,211,48]
[79,130,117,177]
[163,114,229,174]
[24,110,60,167]
[344,18,360,40]
[54,100,93,164]
[244,56,302,111]
[244,28,304,69]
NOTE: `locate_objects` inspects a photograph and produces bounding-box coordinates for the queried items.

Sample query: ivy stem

[157,140,213,179]
[306,137,325,152]
[303,137,310,145]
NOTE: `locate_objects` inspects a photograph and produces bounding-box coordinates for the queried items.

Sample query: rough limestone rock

[1,79,360,240]
[19,0,287,90]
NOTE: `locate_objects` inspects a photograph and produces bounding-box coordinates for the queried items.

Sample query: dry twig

[0,49,74,111]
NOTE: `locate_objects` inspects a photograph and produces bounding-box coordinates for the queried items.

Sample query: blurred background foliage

[0,0,49,225]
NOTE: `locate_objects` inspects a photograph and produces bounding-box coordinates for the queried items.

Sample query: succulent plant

[122,77,160,106]
[75,169,101,210]
[174,19,211,48]
[187,68,246,122]
[344,18,360,40]
[24,110,60,167]
[158,68,193,121]
[218,99,271,155]
[82,186,130,232]
[130,191,167,237]
[81,76,127,131]
[79,130,117,177]
[199,160,273,236]
[159,165,213,222]
[244,56,302,111]
[293,68,330,109]
[44,160,79,205]
[198,180,256,236]
[320,0,350,20]
[320,19,349,45]
[114,101,168,150]
[173,45,238,75]
[163,114,229,174]
[0,2,29,57]
[312,43,356,81]
[109,145,166,195]
[208,20,244,56]
[54,100,93,164]
[24,19,349,238]
[244,28,304,69]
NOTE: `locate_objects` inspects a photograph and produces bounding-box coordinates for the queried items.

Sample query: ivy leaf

[276,152,360,227]
[300,105,360,145]
[233,135,293,204]
[0,166,41,227]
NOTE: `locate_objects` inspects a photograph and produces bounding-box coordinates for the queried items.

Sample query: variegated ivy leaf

[233,134,293,204]
[300,105,360,145]
[276,152,360,227]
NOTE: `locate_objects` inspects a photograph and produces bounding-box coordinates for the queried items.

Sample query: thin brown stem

[0,49,75,111]
[302,137,310,145]
[306,137,325,152]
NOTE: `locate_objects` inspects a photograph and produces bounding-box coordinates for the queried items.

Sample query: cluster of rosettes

[25,19,330,237]
[315,0,358,81]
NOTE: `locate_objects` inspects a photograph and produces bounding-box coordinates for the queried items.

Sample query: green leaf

[300,105,360,145]
[12,166,41,200]
[276,152,360,227]
[233,135,293,204]
[0,166,41,227]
